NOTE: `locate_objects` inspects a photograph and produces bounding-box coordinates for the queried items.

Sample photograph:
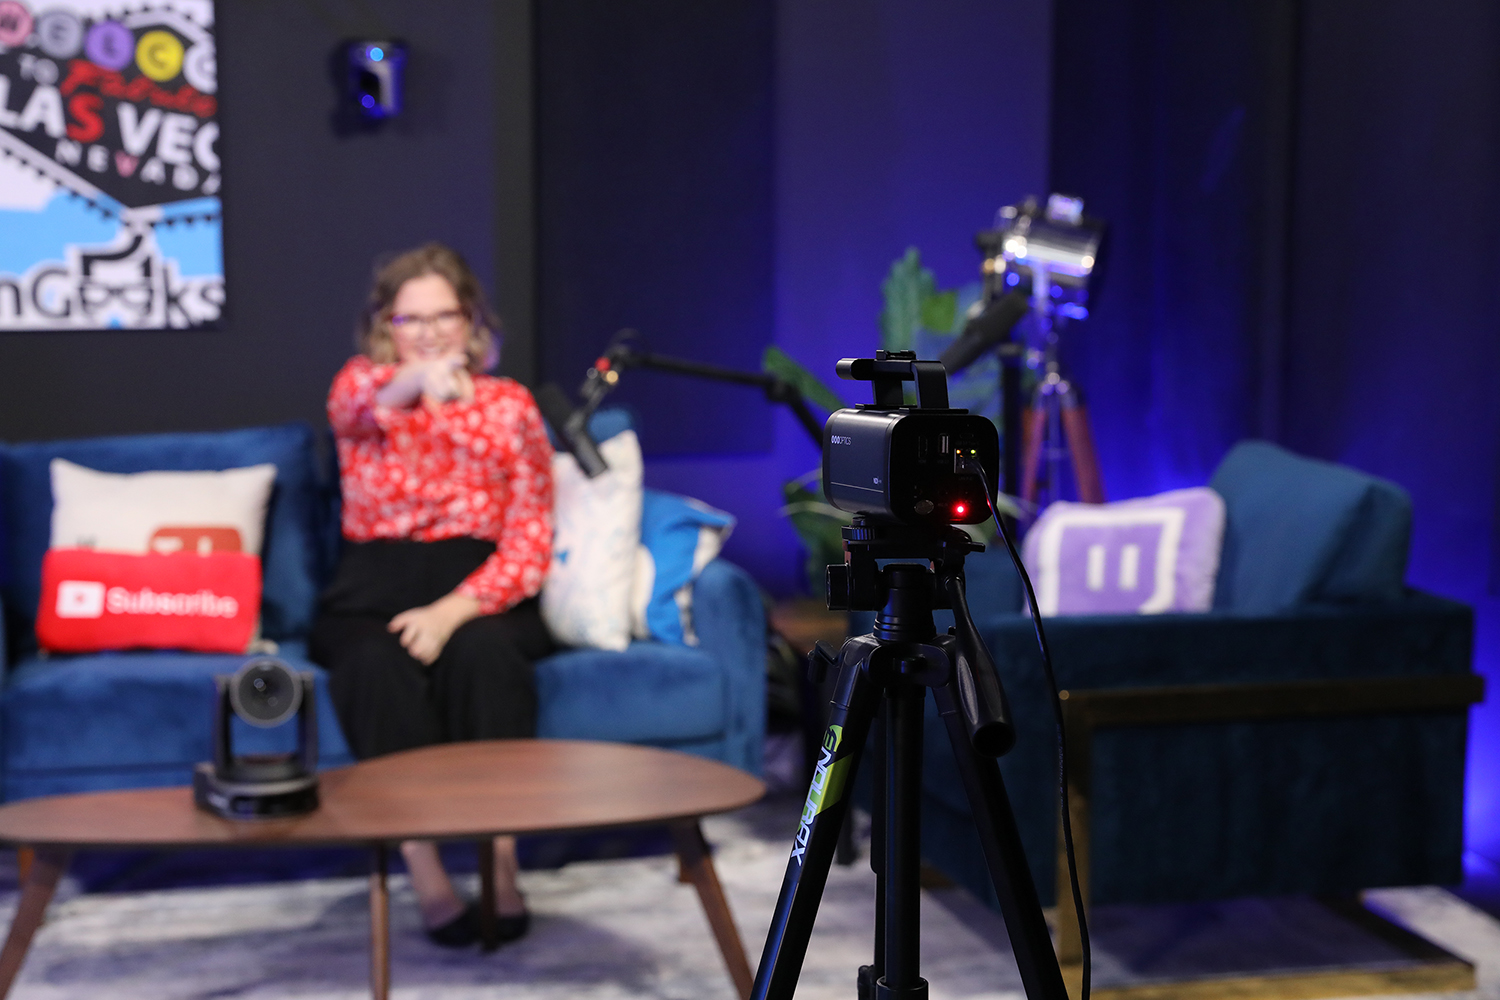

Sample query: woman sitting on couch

[310,242,554,948]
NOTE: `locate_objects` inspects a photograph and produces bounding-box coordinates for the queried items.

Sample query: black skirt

[309,538,555,760]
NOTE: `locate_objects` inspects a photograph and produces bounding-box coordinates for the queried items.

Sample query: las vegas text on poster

[0,0,222,330]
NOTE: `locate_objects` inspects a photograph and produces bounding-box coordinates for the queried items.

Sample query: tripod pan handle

[943,574,1015,757]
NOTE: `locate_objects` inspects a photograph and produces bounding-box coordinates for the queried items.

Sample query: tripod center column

[880,671,928,999]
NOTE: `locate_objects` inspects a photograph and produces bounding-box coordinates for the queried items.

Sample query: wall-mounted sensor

[344,40,407,120]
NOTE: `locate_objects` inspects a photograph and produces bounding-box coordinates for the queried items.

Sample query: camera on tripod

[822,354,1000,528]
[753,351,1073,1000]
[820,350,1000,616]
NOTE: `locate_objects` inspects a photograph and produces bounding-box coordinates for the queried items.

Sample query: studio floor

[0,790,1497,999]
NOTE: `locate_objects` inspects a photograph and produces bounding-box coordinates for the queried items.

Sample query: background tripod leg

[1021,399,1047,504]
[751,648,879,1000]
[1059,396,1105,502]
[932,683,1070,1000]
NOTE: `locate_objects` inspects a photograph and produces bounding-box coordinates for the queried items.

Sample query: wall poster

[0,0,221,330]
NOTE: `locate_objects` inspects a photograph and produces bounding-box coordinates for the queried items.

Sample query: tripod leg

[1020,397,1046,505]
[1002,348,1023,497]
[1059,395,1105,503]
[862,706,887,999]
[751,642,880,1000]
[932,683,1070,1000]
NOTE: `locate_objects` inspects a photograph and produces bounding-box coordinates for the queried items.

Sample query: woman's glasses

[390,309,468,334]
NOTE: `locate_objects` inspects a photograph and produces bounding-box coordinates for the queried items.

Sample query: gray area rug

[2,794,1498,999]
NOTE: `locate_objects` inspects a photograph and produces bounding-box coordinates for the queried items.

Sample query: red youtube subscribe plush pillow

[37,549,262,654]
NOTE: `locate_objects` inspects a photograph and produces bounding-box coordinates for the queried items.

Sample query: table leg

[477,838,498,951]
[671,821,753,1000]
[369,844,389,1000]
[0,846,70,1000]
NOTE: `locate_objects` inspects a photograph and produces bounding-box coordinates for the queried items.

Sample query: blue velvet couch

[863,441,1480,909]
[0,422,765,802]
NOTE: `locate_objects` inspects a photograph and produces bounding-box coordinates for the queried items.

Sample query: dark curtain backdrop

[1052,0,1500,865]
[1050,1,1297,498]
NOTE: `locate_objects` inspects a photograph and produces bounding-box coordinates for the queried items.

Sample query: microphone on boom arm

[937,290,1030,376]
[534,382,609,479]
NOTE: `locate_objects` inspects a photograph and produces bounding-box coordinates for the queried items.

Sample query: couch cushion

[1,424,325,647]
[1,650,353,794]
[535,642,726,744]
[1209,441,1410,612]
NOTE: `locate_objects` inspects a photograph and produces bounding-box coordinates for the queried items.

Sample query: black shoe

[425,902,481,948]
[491,909,530,947]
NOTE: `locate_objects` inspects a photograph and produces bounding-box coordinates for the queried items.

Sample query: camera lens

[229,658,303,728]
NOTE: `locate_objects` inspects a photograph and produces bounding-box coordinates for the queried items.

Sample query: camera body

[193,657,320,820]
[824,409,997,525]
[822,352,1000,526]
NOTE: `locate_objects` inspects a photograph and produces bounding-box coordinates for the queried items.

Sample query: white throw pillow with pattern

[541,430,644,650]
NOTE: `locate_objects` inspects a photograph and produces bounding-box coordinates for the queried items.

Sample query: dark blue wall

[645,0,1054,595]
[1052,0,1500,868]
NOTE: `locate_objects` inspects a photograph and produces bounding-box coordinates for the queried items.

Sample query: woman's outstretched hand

[389,591,483,666]
[375,354,473,410]
[418,354,472,405]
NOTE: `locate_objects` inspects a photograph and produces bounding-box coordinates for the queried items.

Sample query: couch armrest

[691,557,766,775]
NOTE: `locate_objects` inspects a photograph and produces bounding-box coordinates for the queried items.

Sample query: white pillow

[50,459,278,556]
[541,430,644,651]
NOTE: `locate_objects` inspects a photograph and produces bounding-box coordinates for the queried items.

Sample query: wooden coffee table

[0,740,765,999]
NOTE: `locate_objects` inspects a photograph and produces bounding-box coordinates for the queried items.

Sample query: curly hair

[357,243,500,372]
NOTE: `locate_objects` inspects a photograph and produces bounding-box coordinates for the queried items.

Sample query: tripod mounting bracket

[826,518,981,613]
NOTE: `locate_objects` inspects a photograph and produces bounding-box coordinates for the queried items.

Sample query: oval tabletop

[0,740,766,850]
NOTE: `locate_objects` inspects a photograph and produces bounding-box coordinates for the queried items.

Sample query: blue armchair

[904,442,1480,915]
[0,421,765,802]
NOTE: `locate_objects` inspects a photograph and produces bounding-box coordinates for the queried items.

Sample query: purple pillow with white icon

[1021,488,1226,616]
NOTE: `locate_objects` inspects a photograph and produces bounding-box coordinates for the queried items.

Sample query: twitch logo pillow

[1022,488,1226,616]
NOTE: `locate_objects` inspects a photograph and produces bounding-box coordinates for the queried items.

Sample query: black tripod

[751,518,1068,1000]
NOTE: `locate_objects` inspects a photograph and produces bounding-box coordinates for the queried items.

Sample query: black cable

[976,469,1091,1000]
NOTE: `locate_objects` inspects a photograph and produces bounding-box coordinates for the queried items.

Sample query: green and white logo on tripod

[792,724,851,864]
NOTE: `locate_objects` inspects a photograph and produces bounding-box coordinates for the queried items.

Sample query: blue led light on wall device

[343,40,407,120]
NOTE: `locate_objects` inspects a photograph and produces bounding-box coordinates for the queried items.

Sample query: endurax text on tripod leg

[751,637,879,1000]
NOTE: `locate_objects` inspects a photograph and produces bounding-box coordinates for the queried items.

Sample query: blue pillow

[636,489,735,645]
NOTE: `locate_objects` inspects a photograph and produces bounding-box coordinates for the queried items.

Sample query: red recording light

[953,503,967,517]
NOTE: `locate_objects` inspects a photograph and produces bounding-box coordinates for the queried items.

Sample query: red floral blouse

[327,356,554,615]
